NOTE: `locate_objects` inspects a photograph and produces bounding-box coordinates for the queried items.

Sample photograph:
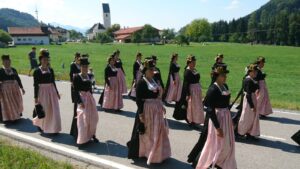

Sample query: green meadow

[0,42,299,110]
[0,139,73,169]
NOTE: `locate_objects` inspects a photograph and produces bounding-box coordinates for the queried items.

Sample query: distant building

[114,26,160,43]
[48,26,70,42]
[102,3,111,29]
[8,27,50,45]
[87,3,111,40]
[86,23,106,40]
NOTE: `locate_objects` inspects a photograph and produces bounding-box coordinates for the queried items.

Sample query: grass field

[0,139,73,169]
[0,42,299,110]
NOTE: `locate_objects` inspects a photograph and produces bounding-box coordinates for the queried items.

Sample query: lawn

[0,139,73,169]
[0,42,299,110]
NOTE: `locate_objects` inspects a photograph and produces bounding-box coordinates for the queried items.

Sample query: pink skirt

[117,68,127,94]
[165,73,182,103]
[32,84,61,133]
[77,91,99,144]
[0,80,23,121]
[139,99,171,165]
[102,77,123,110]
[197,108,236,169]
[129,71,142,98]
[187,83,204,124]
[256,80,273,116]
[238,93,260,136]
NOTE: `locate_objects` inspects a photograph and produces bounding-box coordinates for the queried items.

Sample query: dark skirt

[127,112,141,159]
[70,103,78,138]
[187,114,209,168]
[30,59,38,69]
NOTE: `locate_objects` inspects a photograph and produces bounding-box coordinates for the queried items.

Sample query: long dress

[238,76,260,137]
[173,68,204,124]
[73,74,99,144]
[195,83,236,169]
[115,59,127,94]
[32,67,61,134]
[153,67,164,89]
[255,68,273,116]
[128,60,143,99]
[0,67,24,122]
[100,65,123,110]
[163,62,182,103]
[127,77,171,165]
[69,62,81,138]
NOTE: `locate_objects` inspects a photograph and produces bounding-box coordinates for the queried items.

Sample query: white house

[86,23,106,40]
[86,3,111,40]
[8,27,50,45]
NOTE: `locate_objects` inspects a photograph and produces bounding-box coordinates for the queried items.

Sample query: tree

[185,18,211,42]
[288,13,300,46]
[131,31,142,44]
[96,32,113,44]
[161,28,176,41]
[175,34,190,46]
[247,12,258,42]
[69,30,84,40]
[0,29,12,44]
[141,24,159,43]
[106,24,121,38]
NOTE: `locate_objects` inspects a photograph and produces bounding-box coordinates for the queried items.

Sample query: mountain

[50,22,88,34]
[211,0,300,46]
[0,8,39,31]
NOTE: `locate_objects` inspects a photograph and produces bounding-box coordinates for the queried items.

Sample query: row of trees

[177,0,300,46]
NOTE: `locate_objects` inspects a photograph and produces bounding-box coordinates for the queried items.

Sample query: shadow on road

[4,118,38,133]
[236,137,300,154]
[261,116,300,125]
[131,157,192,169]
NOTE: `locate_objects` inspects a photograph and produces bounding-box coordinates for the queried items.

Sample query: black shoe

[92,136,99,143]
[259,115,267,119]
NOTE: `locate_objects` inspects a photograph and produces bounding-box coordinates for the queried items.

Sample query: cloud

[225,0,240,10]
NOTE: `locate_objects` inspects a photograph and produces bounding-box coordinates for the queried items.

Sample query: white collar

[143,76,159,91]
[214,82,230,95]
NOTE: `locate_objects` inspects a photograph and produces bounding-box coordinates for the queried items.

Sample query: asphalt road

[0,75,299,169]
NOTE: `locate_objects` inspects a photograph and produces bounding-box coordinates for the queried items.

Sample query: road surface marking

[0,127,134,169]
[260,134,286,141]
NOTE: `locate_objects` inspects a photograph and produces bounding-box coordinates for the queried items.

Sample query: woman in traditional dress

[255,57,273,118]
[238,64,260,140]
[128,52,143,100]
[70,52,81,138]
[113,50,127,94]
[73,55,99,145]
[163,53,182,104]
[151,55,164,89]
[173,55,204,126]
[210,54,224,86]
[127,58,171,165]
[0,55,25,122]
[100,56,123,112]
[32,49,61,134]
[188,64,237,169]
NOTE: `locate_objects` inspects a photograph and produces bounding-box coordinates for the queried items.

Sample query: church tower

[102,3,111,29]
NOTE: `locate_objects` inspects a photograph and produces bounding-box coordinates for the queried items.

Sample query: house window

[17,38,21,41]
[28,38,32,41]
[23,38,26,41]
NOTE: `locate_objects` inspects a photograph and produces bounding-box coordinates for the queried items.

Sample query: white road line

[260,134,287,141]
[0,127,134,169]
[273,110,300,116]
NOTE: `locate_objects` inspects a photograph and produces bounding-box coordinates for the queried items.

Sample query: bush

[95,32,113,44]
[0,29,12,44]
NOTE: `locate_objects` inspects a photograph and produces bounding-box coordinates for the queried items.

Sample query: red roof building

[8,27,50,45]
[114,26,160,43]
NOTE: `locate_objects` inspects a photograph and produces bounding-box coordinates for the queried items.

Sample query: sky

[0,0,270,30]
